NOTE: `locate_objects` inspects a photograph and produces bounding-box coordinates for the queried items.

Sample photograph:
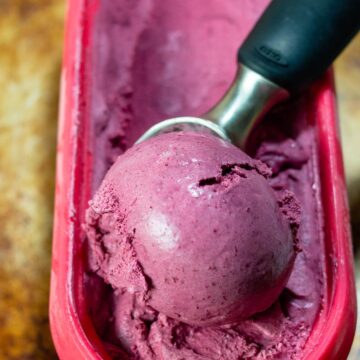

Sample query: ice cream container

[50,1,356,359]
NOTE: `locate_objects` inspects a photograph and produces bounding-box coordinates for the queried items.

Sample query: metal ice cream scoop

[137,0,359,148]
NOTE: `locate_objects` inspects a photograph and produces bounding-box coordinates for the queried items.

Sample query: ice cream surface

[86,131,298,327]
[84,0,325,359]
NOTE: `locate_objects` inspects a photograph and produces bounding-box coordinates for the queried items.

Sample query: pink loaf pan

[49,0,357,359]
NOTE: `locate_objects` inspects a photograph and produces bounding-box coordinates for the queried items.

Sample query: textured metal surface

[339,34,360,360]
[0,0,64,358]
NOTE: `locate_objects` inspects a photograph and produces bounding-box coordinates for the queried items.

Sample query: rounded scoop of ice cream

[86,132,297,326]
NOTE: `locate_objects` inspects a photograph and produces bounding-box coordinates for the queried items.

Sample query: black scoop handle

[238,0,360,92]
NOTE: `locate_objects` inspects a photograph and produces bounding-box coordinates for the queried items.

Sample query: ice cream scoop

[137,0,360,148]
[86,132,299,326]
[86,0,359,329]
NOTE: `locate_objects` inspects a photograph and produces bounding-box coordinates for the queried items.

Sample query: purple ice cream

[86,132,299,328]
[84,0,325,359]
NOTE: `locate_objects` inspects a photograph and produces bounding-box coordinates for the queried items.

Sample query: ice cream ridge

[86,131,301,358]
